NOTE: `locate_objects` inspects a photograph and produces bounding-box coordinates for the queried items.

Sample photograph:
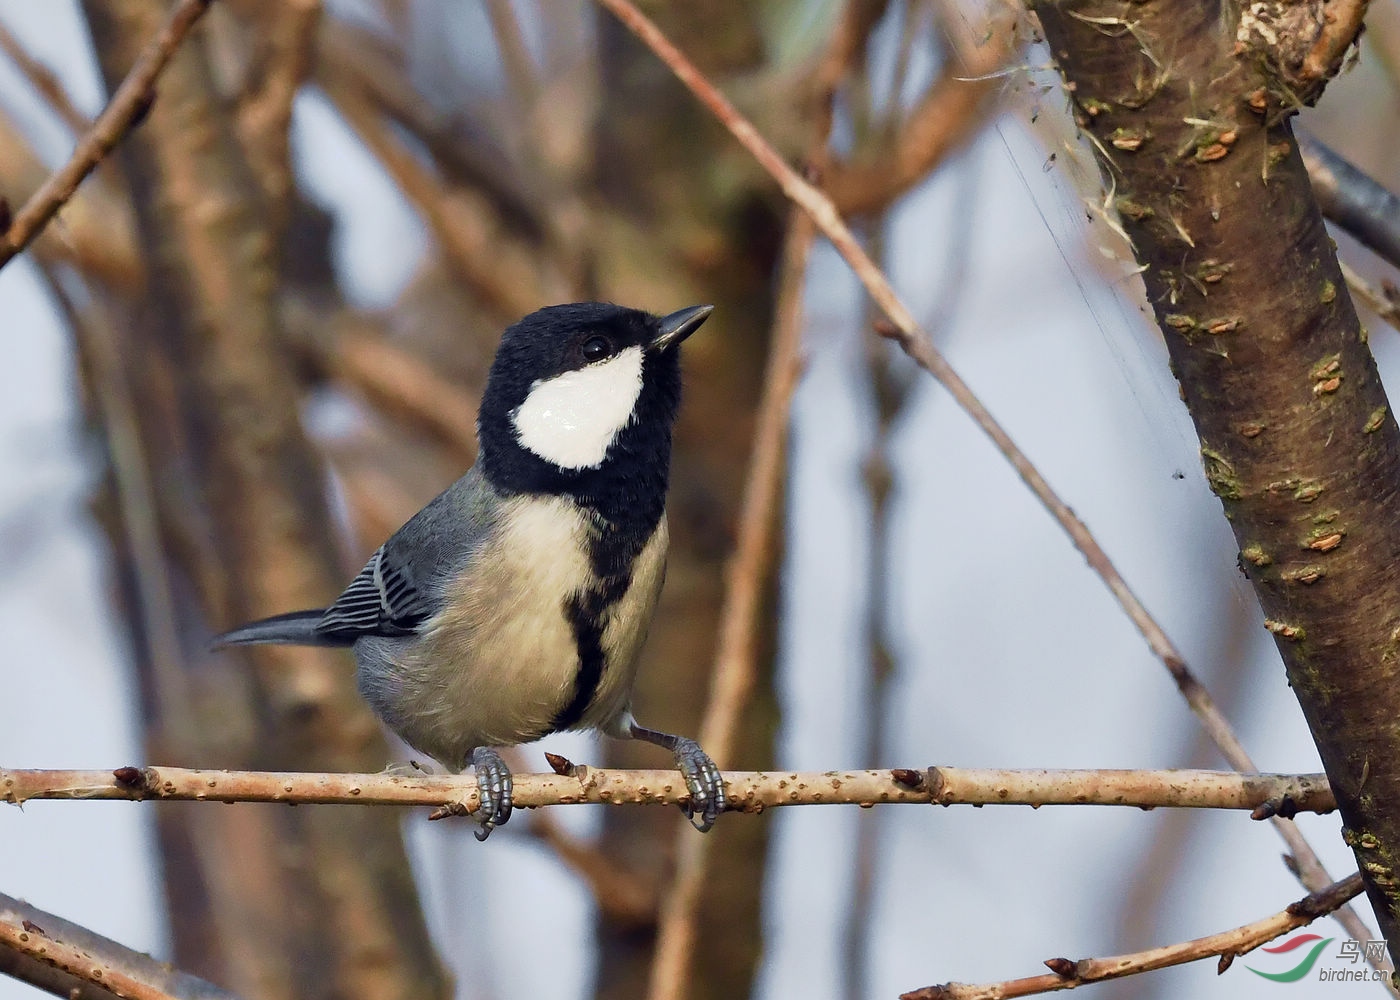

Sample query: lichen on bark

[1034,0,1400,969]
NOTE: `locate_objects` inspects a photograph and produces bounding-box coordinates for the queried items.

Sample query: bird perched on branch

[214,302,724,839]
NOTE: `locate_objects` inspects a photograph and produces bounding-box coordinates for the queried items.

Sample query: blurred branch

[0,20,92,134]
[645,4,873,995]
[823,13,1015,216]
[0,892,238,1000]
[1341,259,1400,329]
[289,308,480,464]
[235,0,321,235]
[1299,130,1400,270]
[526,810,658,927]
[1,765,1336,813]
[900,873,1365,1000]
[0,108,141,287]
[320,74,562,318]
[313,17,547,243]
[595,0,1361,935]
[486,0,541,114]
[0,0,210,272]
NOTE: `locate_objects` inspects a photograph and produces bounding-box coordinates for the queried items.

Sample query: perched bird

[214,302,724,839]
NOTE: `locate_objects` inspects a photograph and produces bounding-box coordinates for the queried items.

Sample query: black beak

[650,304,713,352]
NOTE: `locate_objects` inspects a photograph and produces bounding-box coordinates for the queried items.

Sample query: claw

[673,736,725,832]
[628,723,726,832]
[469,747,513,840]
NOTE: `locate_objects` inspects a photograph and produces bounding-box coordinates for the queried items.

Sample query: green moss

[1293,480,1324,502]
[1241,543,1271,567]
[1200,447,1241,499]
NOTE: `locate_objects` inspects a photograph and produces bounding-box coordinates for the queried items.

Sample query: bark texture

[81,3,448,998]
[1034,0,1400,967]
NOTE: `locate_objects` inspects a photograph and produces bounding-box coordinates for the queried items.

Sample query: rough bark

[1033,0,1400,969]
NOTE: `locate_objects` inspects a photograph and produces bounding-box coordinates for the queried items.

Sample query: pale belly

[353,498,668,770]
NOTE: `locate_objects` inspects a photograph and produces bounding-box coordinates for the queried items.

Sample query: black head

[477,302,710,537]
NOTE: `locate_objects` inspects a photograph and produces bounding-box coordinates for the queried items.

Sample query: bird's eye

[581,336,612,361]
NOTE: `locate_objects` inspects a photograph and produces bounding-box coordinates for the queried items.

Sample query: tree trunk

[1034,0,1400,972]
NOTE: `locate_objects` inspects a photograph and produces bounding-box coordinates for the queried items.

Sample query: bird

[213,302,725,839]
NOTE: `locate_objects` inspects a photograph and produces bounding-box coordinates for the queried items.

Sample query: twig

[0,20,92,135]
[1340,259,1400,329]
[0,892,238,1000]
[901,874,1366,999]
[486,0,541,113]
[644,6,866,997]
[1301,0,1370,80]
[291,310,481,464]
[0,765,1335,813]
[0,0,211,272]
[590,0,1360,937]
[824,11,1015,215]
[321,74,561,319]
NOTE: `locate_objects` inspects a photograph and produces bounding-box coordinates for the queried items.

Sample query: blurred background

[1,1,1399,998]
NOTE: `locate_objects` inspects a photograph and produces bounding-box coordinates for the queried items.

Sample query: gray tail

[211,609,349,650]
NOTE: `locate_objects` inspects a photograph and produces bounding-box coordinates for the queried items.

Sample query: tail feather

[211,609,351,649]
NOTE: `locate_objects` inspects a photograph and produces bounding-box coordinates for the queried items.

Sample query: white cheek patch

[512,346,644,469]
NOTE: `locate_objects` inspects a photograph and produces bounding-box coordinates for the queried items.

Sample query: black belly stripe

[553,572,631,730]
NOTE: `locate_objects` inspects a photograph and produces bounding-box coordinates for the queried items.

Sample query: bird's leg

[629,723,726,832]
[468,746,513,841]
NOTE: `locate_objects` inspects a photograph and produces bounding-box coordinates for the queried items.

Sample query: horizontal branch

[0,765,1335,815]
[902,873,1365,999]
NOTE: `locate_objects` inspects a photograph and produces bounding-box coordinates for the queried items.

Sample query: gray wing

[317,465,498,639]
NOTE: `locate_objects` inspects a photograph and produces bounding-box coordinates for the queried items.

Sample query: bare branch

[645,7,870,996]
[0,892,238,1000]
[1302,0,1370,81]
[0,20,92,135]
[0,765,1336,814]
[0,0,210,272]
[591,0,1356,927]
[824,14,1015,216]
[901,873,1366,999]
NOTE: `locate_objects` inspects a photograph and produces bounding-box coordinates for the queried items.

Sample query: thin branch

[525,810,657,927]
[1301,0,1370,80]
[289,309,481,464]
[589,0,1358,932]
[900,873,1366,999]
[320,74,562,319]
[0,21,92,135]
[1341,259,1400,329]
[0,0,211,272]
[824,13,1015,216]
[0,892,238,1000]
[645,6,866,997]
[485,0,541,113]
[0,765,1336,813]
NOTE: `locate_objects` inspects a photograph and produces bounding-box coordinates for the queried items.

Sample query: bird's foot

[469,747,513,841]
[629,724,726,832]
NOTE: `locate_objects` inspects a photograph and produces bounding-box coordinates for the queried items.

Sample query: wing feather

[318,546,433,638]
